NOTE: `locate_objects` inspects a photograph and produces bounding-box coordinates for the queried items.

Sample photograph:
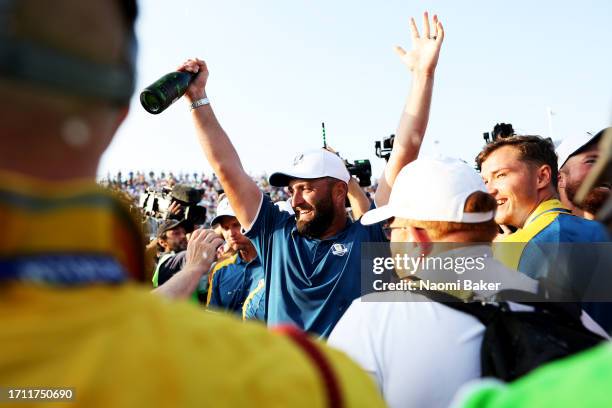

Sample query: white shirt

[328,245,607,408]
[329,291,484,408]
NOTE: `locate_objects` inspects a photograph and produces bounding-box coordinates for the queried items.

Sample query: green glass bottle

[140,71,195,114]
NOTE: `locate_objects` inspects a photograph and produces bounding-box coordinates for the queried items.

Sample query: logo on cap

[331,243,348,256]
[293,153,304,166]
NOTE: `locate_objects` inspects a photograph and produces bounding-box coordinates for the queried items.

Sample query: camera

[139,187,172,216]
[140,184,207,231]
[346,159,372,187]
[483,123,515,144]
[375,134,395,161]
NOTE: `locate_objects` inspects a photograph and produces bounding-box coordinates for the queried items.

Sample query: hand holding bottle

[177,58,209,103]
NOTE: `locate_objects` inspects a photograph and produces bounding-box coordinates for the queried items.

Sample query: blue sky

[98,0,612,180]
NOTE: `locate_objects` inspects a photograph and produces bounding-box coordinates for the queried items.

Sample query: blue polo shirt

[242,266,266,321]
[245,195,386,337]
[496,199,610,279]
[208,253,264,315]
[495,198,611,332]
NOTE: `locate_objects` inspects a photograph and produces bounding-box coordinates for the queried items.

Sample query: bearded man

[180,12,445,336]
[557,127,611,220]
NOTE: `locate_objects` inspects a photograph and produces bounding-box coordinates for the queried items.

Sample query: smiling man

[557,127,612,220]
[181,12,445,336]
[476,136,610,329]
[0,0,388,406]
[477,136,608,264]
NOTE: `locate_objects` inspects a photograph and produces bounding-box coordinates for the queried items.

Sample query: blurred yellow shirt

[0,283,386,408]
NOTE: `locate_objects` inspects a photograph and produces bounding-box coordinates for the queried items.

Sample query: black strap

[496,282,584,322]
[415,290,499,325]
[418,287,584,327]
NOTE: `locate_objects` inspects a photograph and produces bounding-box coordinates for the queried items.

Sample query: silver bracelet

[190,97,210,111]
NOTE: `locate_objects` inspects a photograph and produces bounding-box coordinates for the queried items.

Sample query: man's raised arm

[375,12,444,206]
[179,58,262,229]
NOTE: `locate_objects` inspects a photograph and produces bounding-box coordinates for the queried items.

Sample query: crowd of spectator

[99,171,290,224]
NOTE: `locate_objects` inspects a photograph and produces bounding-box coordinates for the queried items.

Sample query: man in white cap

[328,157,604,408]
[557,127,611,220]
[206,197,264,320]
[179,12,445,336]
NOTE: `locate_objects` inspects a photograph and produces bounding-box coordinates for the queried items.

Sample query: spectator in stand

[180,11,444,337]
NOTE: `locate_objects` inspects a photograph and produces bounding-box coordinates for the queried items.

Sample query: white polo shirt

[328,246,606,408]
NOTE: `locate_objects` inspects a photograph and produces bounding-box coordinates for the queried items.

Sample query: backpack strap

[495,285,584,322]
[415,289,500,326]
[274,325,343,408]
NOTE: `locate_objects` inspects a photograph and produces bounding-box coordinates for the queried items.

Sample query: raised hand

[165,200,183,219]
[177,58,209,102]
[184,228,224,272]
[394,12,444,75]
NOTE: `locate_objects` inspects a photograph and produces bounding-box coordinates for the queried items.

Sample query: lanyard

[526,207,572,226]
[0,180,145,285]
[0,254,127,286]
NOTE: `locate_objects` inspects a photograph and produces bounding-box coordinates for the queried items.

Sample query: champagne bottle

[140,71,195,114]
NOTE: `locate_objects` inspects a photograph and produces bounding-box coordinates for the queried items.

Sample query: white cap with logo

[269,149,350,187]
[211,197,236,226]
[556,128,610,170]
[361,156,495,225]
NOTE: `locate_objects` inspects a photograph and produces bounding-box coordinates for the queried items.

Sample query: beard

[170,239,188,253]
[565,177,610,216]
[295,195,335,239]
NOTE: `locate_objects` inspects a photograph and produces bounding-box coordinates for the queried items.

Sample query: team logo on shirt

[293,153,304,166]
[331,243,348,256]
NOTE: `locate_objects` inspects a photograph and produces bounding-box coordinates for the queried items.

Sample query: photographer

[151,219,188,285]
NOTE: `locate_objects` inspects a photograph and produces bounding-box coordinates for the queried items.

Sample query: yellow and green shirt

[0,172,384,408]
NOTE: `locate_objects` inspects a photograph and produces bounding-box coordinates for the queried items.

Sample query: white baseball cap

[269,149,350,187]
[361,156,495,225]
[211,197,236,226]
[556,127,610,170]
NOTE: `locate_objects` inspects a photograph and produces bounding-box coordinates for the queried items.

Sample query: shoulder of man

[243,195,294,237]
[60,285,385,407]
[208,253,240,287]
[160,250,187,269]
[350,217,387,243]
[212,253,239,273]
[532,213,610,243]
